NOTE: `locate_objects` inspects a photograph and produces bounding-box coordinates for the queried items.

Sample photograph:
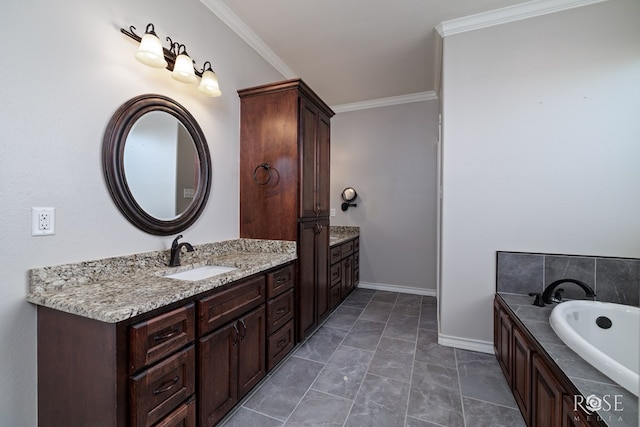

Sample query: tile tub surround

[329,225,360,246]
[221,289,525,427]
[27,239,296,323]
[497,251,640,306]
[499,293,639,426]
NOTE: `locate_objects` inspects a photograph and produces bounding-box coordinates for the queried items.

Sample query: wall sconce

[341,187,358,211]
[120,23,221,97]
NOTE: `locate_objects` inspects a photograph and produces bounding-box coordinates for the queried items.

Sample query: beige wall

[439,0,640,351]
[331,100,439,294]
[0,0,284,423]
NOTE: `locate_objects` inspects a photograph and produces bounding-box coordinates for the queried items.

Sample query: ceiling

[201,0,592,107]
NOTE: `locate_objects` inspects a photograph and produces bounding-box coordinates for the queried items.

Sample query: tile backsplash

[497,251,640,307]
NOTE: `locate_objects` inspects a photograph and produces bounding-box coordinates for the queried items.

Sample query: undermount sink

[164,265,237,282]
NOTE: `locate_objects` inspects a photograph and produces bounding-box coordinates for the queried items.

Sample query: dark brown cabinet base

[37,262,295,427]
[494,295,603,427]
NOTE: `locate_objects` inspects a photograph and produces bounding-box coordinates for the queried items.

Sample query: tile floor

[220,288,526,427]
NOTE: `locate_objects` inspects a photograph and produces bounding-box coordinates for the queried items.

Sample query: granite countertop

[28,239,296,324]
[498,293,638,426]
[329,226,360,247]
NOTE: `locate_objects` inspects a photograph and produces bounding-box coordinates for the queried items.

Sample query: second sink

[164,265,237,282]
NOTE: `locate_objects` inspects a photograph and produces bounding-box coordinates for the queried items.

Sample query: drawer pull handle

[276,338,287,349]
[153,376,180,396]
[276,307,287,315]
[276,277,287,284]
[153,328,180,342]
[239,320,247,340]
[232,324,239,346]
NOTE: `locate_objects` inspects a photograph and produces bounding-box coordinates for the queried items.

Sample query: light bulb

[135,27,167,69]
[198,69,222,97]
[172,53,197,83]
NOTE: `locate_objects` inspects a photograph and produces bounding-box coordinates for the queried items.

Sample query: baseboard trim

[438,333,494,354]
[357,281,437,297]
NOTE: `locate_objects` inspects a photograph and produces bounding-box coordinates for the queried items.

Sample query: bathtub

[549,300,639,396]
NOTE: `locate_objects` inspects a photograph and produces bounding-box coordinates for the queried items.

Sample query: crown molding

[436,0,608,37]
[332,91,438,114]
[200,0,297,78]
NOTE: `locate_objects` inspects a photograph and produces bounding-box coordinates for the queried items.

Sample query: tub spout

[541,279,596,305]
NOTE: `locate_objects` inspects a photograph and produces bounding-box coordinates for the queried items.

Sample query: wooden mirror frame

[103,94,211,235]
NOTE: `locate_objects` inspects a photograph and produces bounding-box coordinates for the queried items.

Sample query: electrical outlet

[32,207,55,236]
[330,208,336,217]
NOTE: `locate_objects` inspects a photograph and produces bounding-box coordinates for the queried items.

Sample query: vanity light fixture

[120,23,222,97]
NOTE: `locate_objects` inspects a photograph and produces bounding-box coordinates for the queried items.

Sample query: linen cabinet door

[300,98,320,218]
[198,322,238,427]
[298,220,318,340]
[316,219,329,321]
[315,112,331,216]
[237,305,266,398]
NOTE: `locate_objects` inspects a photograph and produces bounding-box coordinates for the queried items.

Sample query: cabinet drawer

[341,240,354,257]
[266,264,294,299]
[329,283,341,309]
[330,246,342,264]
[154,396,196,427]
[130,345,195,427]
[330,263,342,285]
[129,304,195,373]
[267,320,294,371]
[198,276,265,335]
[267,289,294,335]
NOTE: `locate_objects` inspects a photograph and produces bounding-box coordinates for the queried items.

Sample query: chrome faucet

[530,278,596,307]
[169,235,194,267]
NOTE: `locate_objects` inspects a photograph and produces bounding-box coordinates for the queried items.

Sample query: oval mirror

[103,94,211,235]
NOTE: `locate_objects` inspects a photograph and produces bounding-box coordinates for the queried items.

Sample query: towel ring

[253,163,272,185]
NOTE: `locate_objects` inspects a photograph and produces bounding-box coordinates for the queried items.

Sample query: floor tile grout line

[455,348,468,427]
[341,291,383,427]
[461,395,521,411]
[403,294,421,427]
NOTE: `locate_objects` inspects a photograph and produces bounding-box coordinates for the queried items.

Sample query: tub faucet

[169,235,195,267]
[530,278,596,306]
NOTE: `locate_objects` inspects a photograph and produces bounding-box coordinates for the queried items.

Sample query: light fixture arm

[120,24,206,77]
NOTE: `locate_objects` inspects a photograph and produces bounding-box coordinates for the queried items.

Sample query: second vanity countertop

[28,239,296,324]
[329,226,360,247]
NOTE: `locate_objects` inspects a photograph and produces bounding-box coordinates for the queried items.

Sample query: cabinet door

[341,255,353,297]
[512,327,532,424]
[316,219,330,321]
[198,322,238,427]
[297,219,329,341]
[498,309,513,387]
[532,354,563,427]
[300,99,320,218]
[298,220,317,340]
[237,305,266,398]
[562,394,591,427]
[316,112,330,216]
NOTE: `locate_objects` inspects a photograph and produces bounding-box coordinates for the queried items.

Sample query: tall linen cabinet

[238,79,335,342]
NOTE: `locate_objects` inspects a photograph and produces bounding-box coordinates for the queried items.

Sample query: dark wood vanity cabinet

[38,302,198,427]
[329,237,360,310]
[37,263,296,427]
[493,296,602,427]
[238,79,334,343]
